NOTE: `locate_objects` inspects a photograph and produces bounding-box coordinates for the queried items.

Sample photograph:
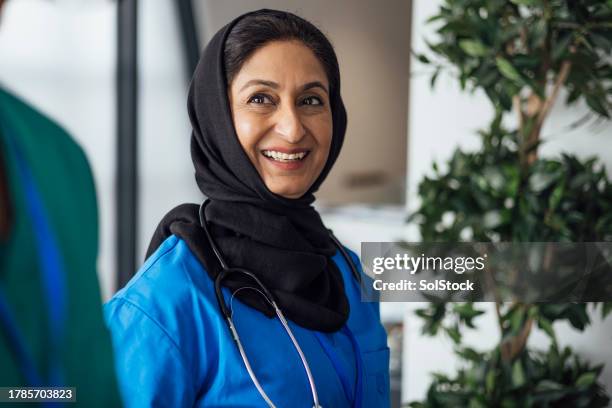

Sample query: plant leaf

[548,183,564,212]
[446,326,462,344]
[552,33,573,62]
[485,370,496,394]
[537,317,557,342]
[418,54,431,64]
[496,57,524,84]
[575,372,597,388]
[510,0,539,5]
[456,347,483,362]
[535,379,563,391]
[431,66,441,89]
[460,40,489,57]
[589,33,612,54]
[585,94,610,118]
[512,360,526,387]
[602,302,612,319]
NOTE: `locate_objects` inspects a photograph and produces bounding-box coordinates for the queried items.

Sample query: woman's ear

[0,148,12,241]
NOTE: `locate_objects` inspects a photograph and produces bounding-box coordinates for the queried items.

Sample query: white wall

[404,0,612,403]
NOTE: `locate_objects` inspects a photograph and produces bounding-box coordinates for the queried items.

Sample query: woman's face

[229,40,333,199]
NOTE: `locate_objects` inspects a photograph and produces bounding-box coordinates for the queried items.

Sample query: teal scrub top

[0,86,121,406]
[105,234,390,407]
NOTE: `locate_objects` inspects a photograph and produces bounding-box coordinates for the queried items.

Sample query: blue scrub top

[105,235,390,407]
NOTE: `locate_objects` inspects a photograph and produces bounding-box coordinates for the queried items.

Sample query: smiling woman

[104,9,390,408]
[229,40,333,199]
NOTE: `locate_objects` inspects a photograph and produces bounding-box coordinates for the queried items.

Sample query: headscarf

[147,9,349,332]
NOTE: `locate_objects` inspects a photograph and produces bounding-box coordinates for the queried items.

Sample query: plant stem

[513,95,524,135]
[526,60,573,165]
[484,263,506,342]
[501,304,535,361]
[509,314,534,360]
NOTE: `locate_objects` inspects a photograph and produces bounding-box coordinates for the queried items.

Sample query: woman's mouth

[261,149,310,170]
[262,150,309,162]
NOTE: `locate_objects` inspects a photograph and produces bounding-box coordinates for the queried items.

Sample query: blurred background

[1,0,611,406]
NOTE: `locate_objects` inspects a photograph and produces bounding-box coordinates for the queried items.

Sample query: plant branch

[526,60,573,164]
[509,314,534,360]
[538,61,573,128]
[501,305,535,361]
[483,263,505,341]
[513,95,524,138]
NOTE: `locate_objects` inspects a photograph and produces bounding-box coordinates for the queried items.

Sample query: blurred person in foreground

[0,0,121,405]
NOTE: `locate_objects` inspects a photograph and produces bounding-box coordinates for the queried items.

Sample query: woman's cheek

[310,113,332,144]
[235,118,260,153]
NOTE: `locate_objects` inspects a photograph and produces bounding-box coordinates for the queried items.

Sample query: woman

[105,9,390,408]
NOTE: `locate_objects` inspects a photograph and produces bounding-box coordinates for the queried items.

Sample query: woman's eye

[301,96,323,106]
[247,94,273,105]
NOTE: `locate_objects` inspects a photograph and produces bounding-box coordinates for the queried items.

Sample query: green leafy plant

[408,1,612,406]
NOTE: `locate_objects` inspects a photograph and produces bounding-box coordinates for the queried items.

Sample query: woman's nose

[274,105,306,143]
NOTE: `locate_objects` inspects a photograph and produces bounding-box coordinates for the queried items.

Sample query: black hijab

[147,10,349,332]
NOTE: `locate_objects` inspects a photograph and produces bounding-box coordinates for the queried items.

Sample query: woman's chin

[275,189,306,199]
[267,182,308,199]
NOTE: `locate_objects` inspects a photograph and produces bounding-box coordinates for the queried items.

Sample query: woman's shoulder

[104,235,220,405]
[104,235,221,350]
[110,235,210,306]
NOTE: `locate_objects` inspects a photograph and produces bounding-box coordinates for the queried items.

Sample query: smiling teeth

[262,150,307,161]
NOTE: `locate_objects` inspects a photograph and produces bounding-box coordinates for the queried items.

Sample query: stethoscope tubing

[198,200,362,408]
[199,201,321,407]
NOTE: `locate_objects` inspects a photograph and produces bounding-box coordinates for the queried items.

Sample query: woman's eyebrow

[239,79,328,94]
[239,79,278,92]
[302,81,328,94]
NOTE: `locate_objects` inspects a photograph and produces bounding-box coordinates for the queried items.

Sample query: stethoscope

[198,200,363,408]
